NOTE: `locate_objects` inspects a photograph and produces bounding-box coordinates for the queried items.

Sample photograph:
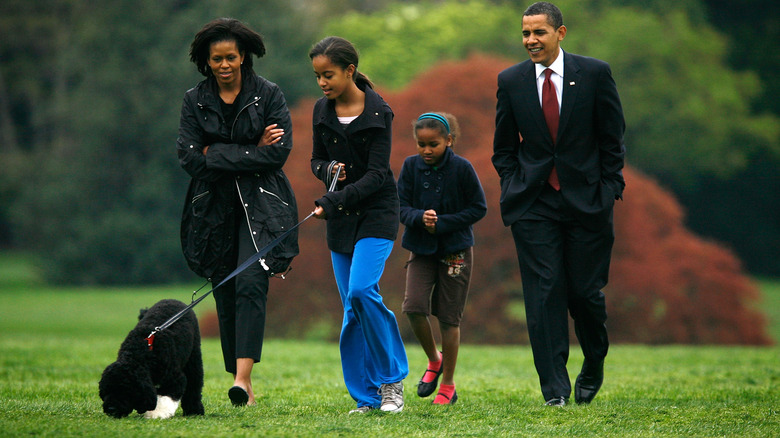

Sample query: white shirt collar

[535,49,564,79]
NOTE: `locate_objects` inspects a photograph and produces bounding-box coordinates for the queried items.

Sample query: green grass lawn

[0,254,779,437]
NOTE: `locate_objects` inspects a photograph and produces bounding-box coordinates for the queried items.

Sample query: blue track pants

[331,237,409,408]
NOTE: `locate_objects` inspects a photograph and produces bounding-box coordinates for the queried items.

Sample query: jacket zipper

[235,179,261,254]
[191,190,210,203]
[230,96,263,252]
[230,96,262,140]
[259,187,289,206]
[230,95,274,272]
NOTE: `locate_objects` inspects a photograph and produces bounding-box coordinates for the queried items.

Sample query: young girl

[309,36,408,413]
[398,112,487,405]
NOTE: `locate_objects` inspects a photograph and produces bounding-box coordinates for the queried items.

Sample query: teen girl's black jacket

[177,70,299,280]
[310,85,399,254]
[398,147,487,256]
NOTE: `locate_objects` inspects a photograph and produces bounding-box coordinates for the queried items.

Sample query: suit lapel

[558,52,581,143]
[517,62,552,149]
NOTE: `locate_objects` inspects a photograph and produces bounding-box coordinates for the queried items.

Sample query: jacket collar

[196,68,263,111]
[314,84,390,134]
[558,51,581,141]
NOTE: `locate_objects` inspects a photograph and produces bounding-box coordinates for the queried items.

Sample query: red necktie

[542,68,560,190]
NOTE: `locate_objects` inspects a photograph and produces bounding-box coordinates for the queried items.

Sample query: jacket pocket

[584,166,601,185]
[181,179,234,280]
[252,184,292,220]
[249,173,300,275]
[191,190,210,216]
[259,186,289,206]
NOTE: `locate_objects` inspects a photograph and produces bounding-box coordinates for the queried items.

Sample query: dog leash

[146,210,314,350]
[146,165,342,351]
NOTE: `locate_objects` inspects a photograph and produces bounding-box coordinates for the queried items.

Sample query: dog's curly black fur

[99,299,204,418]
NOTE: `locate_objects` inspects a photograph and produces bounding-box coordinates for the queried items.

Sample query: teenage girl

[309,36,409,414]
[398,112,487,404]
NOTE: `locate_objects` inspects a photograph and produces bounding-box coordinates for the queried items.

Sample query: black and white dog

[99,299,204,419]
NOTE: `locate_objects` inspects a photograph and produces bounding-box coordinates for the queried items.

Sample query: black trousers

[212,212,269,374]
[510,184,612,401]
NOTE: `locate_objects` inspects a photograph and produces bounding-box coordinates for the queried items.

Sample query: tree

[2,0,777,285]
[1,0,352,283]
[0,0,80,247]
[8,0,198,283]
[688,0,780,275]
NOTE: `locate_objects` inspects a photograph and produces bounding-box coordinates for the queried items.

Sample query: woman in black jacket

[309,36,408,413]
[177,18,299,406]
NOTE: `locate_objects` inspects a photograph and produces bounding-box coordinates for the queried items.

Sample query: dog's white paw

[144,395,180,419]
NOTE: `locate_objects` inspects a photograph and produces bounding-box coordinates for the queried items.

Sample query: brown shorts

[402,247,473,326]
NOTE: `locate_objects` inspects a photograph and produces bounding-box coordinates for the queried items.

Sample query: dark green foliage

[1,0,324,283]
[325,0,780,275]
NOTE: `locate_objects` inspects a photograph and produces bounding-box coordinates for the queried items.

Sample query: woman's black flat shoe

[228,386,249,406]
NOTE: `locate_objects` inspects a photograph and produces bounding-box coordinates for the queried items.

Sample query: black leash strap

[146,209,316,350]
[146,164,341,350]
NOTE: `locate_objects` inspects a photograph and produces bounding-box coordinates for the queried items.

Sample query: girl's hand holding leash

[314,163,344,220]
[332,162,347,182]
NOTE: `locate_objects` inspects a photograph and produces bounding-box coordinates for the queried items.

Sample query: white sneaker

[349,406,374,414]
[379,382,404,413]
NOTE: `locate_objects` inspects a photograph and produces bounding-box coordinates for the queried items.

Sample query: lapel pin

[569,81,576,86]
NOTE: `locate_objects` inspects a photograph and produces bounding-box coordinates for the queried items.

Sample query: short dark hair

[309,36,374,89]
[189,18,265,77]
[523,2,564,29]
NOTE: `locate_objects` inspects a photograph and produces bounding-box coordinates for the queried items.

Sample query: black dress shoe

[544,396,567,407]
[574,359,604,404]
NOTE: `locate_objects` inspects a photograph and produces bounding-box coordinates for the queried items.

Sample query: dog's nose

[104,403,127,418]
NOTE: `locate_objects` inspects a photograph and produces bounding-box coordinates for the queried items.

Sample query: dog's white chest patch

[144,395,180,419]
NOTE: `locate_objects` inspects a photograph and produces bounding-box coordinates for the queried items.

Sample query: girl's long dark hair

[309,36,373,89]
[189,18,265,77]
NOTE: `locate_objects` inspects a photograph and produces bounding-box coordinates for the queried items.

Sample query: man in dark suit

[492,2,625,407]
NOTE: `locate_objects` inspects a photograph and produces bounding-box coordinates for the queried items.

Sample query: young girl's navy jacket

[398,147,487,256]
[310,85,400,253]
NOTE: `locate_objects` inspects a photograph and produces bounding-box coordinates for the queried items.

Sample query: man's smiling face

[522,14,566,67]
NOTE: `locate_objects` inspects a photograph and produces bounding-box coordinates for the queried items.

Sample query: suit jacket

[492,51,625,230]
